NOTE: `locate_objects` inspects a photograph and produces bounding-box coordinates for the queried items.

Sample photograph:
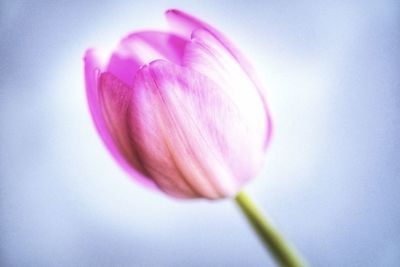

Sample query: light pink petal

[84,49,156,189]
[165,9,253,77]
[106,31,189,85]
[128,62,217,199]
[184,29,270,158]
[84,48,106,134]
[166,9,273,147]
[129,60,265,199]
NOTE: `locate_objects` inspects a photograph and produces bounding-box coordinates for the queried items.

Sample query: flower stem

[234,191,306,267]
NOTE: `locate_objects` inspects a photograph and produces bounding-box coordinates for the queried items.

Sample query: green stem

[235,191,306,267]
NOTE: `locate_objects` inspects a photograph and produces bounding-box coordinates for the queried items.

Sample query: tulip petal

[183,29,269,177]
[84,49,156,189]
[98,73,146,174]
[166,9,272,148]
[129,60,266,198]
[84,48,107,135]
[128,63,221,199]
[106,31,188,85]
[165,9,253,78]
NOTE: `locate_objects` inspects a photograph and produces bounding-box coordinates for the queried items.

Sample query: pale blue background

[1,1,399,266]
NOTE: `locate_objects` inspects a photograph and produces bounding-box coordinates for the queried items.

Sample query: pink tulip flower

[84,9,272,199]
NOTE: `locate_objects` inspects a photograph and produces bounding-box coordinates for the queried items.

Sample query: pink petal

[166,9,273,147]
[128,61,219,199]
[84,49,156,189]
[129,60,264,199]
[84,48,105,127]
[165,9,252,76]
[106,31,188,85]
[184,29,270,158]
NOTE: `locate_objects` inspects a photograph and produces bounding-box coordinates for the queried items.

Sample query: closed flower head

[84,9,272,199]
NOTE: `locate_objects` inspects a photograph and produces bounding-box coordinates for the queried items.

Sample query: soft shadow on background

[1,1,399,266]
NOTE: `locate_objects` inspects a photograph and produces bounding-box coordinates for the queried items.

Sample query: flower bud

[84,9,272,199]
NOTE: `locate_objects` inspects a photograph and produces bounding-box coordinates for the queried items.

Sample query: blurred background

[1,0,399,266]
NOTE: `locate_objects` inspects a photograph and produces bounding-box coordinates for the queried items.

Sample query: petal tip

[165,9,180,15]
[164,9,190,23]
[83,48,95,60]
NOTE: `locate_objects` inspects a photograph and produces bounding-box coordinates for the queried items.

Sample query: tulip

[84,9,272,199]
[83,9,306,267]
